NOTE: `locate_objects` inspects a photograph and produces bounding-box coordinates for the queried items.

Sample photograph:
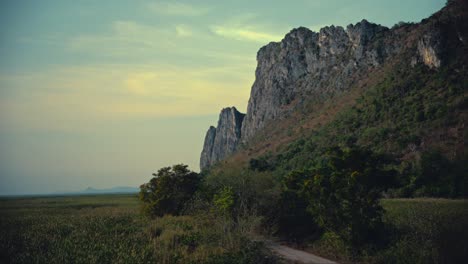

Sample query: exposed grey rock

[241,21,389,142]
[200,2,464,167]
[200,126,216,170]
[200,107,245,170]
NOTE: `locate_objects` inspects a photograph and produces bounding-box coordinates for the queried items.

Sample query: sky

[0,0,445,195]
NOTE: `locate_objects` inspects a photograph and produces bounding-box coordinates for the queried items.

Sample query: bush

[147,214,275,264]
[412,150,468,198]
[203,168,279,222]
[276,170,320,240]
[278,146,398,253]
[139,164,200,217]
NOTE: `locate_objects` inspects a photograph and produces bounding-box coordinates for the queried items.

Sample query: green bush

[276,170,319,240]
[139,164,200,217]
[305,147,397,251]
[276,146,398,253]
[213,186,235,216]
[413,150,468,197]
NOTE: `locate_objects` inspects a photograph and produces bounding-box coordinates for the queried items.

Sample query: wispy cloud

[211,26,283,43]
[175,24,193,37]
[66,20,257,65]
[147,2,211,16]
[67,21,172,56]
[210,13,284,43]
[0,63,252,132]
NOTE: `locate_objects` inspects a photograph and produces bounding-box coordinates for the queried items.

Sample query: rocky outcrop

[200,126,216,170]
[412,30,443,68]
[241,21,390,142]
[200,107,245,170]
[200,0,467,169]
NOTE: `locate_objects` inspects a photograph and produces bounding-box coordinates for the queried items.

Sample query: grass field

[1,195,467,264]
[0,194,156,263]
[378,198,468,264]
[0,194,274,264]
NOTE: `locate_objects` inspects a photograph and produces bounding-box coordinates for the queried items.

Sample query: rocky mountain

[200,107,245,170]
[241,20,394,142]
[200,0,467,170]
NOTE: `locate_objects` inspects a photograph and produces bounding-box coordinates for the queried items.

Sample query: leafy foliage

[277,146,397,251]
[213,186,235,216]
[413,150,468,197]
[305,147,396,249]
[139,164,200,217]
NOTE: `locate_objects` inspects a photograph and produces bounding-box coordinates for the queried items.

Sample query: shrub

[305,147,397,250]
[139,164,200,217]
[213,187,235,217]
[413,150,468,198]
[276,170,320,240]
[277,146,398,252]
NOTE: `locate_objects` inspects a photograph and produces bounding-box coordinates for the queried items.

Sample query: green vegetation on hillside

[267,61,467,198]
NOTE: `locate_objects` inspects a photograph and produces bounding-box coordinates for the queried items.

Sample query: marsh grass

[376,198,468,264]
[0,194,276,264]
[0,194,155,263]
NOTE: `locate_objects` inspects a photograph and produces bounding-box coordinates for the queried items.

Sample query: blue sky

[0,0,445,195]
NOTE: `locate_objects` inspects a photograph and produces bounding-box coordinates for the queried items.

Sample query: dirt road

[265,240,338,264]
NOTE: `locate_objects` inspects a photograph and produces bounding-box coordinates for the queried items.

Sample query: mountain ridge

[200,0,467,171]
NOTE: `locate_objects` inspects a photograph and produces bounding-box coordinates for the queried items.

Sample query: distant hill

[82,186,139,194]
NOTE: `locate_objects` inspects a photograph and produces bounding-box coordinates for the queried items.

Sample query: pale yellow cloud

[147,2,211,16]
[125,72,158,95]
[211,26,283,43]
[0,64,252,132]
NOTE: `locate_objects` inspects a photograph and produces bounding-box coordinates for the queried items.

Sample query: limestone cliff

[241,20,394,142]
[200,107,245,170]
[199,0,467,170]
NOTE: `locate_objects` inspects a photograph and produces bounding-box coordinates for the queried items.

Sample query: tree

[304,147,397,250]
[139,164,200,217]
[276,170,319,240]
[278,146,398,251]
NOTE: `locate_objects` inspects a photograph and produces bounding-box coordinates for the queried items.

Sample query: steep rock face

[200,126,216,170]
[241,21,391,142]
[200,107,245,170]
[200,0,467,168]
